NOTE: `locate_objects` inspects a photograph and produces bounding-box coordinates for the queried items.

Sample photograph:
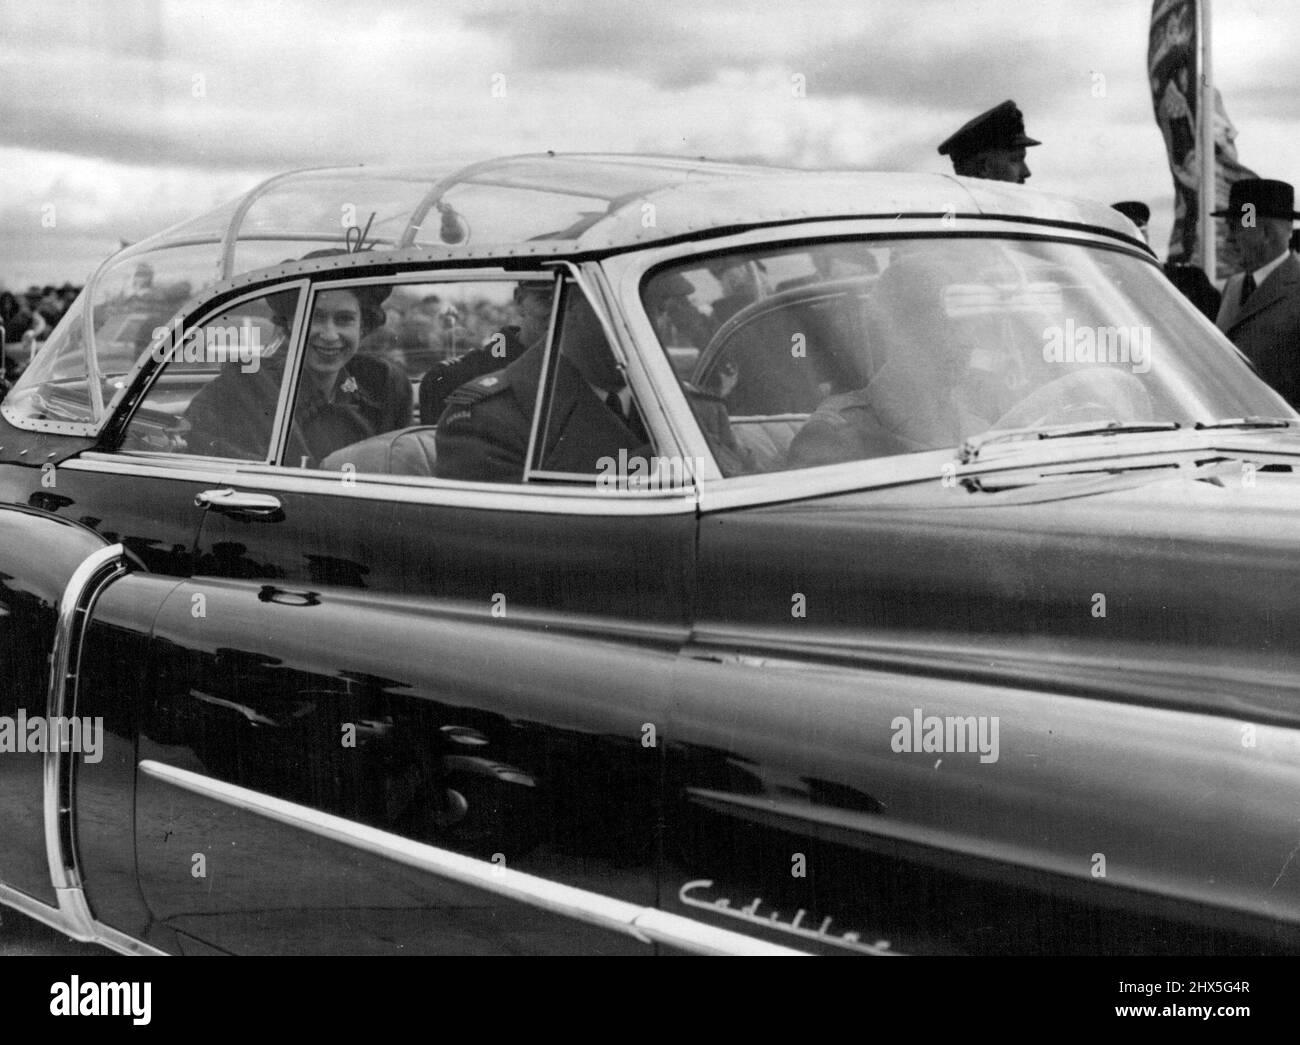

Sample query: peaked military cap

[1111,201,1150,226]
[938,100,1041,161]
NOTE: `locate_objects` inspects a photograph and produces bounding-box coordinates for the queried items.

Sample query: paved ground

[0,908,112,956]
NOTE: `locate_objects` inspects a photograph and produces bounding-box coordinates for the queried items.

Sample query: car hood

[704,449,1300,724]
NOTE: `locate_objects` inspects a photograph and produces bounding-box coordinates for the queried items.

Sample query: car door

[0,283,308,938]
[126,266,704,954]
[23,283,309,582]
[636,236,1300,957]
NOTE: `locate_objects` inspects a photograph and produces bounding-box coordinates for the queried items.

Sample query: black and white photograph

[0,0,1295,1012]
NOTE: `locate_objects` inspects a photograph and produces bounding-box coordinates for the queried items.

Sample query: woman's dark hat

[1212,178,1300,221]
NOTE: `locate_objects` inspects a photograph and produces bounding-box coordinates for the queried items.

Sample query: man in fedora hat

[1112,200,1223,319]
[938,100,1040,184]
[1214,178,1300,405]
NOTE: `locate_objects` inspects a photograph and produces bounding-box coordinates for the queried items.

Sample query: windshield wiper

[1192,417,1296,431]
[961,420,1182,463]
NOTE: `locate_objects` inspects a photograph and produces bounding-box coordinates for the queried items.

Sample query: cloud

[0,0,1297,283]
[0,0,508,171]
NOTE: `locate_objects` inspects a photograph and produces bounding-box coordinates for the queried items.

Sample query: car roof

[17,153,1146,438]
[80,153,1143,302]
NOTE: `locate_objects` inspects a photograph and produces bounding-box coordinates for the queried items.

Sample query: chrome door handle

[194,488,283,517]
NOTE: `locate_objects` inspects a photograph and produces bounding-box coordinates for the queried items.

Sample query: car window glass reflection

[118,289,299,459]
[316,279,550,480]
[642,238,1272,478]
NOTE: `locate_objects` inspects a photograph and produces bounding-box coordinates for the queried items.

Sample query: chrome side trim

[693,433,1300,514]
[34,543,164,955]
[45,543,128,894]
[139,760,804,956]
[63,455,697,516]
[0,883,166,956]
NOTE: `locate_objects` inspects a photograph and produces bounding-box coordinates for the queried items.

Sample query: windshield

[641,236,1296,475]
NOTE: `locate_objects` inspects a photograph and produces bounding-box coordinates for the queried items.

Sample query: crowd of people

[0,282,81,345]
[360,287,515,381]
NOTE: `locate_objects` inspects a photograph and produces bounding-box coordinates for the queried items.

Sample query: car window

[525,285,661,486]
[417,279,675,489]
[118,288,301,459]
[305,276,554,481]
[116,277,559,475]
[641,237,1288,477]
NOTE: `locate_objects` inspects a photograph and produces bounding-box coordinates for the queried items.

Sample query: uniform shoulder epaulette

[444,371,510,408]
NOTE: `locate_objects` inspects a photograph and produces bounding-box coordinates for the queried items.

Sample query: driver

[786,257,993,467]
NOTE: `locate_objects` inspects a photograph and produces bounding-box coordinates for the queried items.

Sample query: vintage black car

[2,154,1299,956]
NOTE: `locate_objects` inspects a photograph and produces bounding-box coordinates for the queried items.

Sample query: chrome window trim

[694,451,961,513]
[525,267,693,486]
[577,259,700,479]
[522,272,566,480]
[264,285,312,466]
[299,267,553,292]
[37,543,159,955]
[139,759,803,956]
[63,454,698,516]
[689,432,1300,514]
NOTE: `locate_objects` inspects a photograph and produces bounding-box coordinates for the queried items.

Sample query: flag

[1148,0,1257,278]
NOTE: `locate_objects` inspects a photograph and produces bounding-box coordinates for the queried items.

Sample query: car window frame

[92,262,699,515]
[106,280,311,464]
[525,272,660,486]
[522,261,700,491]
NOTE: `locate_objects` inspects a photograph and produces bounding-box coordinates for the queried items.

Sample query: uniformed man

[937,100,1039,184]
[433,291,652,483]
[417,282,552,423]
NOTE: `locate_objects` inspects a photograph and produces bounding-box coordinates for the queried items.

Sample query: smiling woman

[175,282,412,467]
[284,284,412,466]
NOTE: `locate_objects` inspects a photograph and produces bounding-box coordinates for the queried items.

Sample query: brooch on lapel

[340,375,358,395]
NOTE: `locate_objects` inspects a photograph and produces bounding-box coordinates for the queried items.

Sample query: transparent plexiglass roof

[104,153,789,300]
[4,153,1143,435]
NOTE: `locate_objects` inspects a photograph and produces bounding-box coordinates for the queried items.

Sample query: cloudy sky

[2,0,1297,287]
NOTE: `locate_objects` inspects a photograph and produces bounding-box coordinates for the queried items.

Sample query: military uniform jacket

[434,345,652,483]
[417,325,528,424]
[1216,253,1300,407]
